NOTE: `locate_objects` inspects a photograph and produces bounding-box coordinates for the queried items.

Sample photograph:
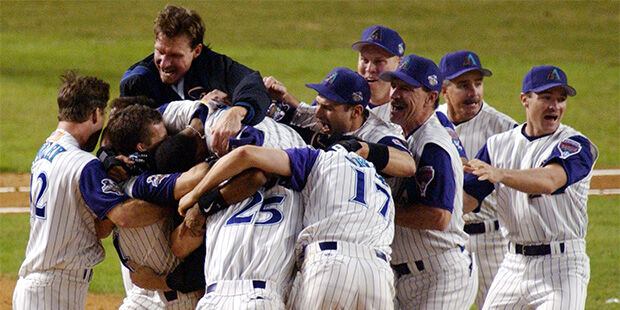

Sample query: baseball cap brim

[305,83,348,104]
[530,82,577,97]
[379,71,423,88]
[445,67,493,80]
[351,41,396,56]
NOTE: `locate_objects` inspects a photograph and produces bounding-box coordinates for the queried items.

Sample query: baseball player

[463,65,597,309]
[11,72,148,309]
[180,142,396,309]
[379,55,477,309]
[120,4,271,155]
[436,50,518,307]
[173,107,308,309]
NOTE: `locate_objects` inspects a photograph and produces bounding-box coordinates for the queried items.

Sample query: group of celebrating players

[13,4,597,310]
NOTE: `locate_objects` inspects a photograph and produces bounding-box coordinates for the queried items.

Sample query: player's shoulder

[120,54,156,83]
[363,111,404,137]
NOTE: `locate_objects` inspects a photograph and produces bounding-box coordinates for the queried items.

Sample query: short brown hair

[154,4,205,48]
[109,96,155,115]
[106,104,163,155]
[57,71,109,122]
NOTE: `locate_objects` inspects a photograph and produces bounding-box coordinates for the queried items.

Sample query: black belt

[162,290,178,302]
[391,246,464,277]
[318,241,387,262]
[206,280,266,294]
[464,220,499,235]
[513,243,565,256]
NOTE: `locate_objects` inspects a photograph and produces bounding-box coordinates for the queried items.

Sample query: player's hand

[263,76,300,107]
[465,159,503,183]
[126,260,169,290]
[201,89,231,106]
[181,205,206,237]
[210,106,245,155]
[178,193,198,216]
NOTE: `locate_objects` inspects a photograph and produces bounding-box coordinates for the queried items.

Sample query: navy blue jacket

[120,48,269,125]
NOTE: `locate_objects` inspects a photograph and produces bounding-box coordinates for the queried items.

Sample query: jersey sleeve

[79,159,130,219]
[404,143,456,212]
[230,71,270,126]
[542,135,595,194]
[129,172,181,206]
[282,147,320,191]
[436,111,468,159]
[228,126,265,150]
[376,136,409,153]
[463,143,495,209]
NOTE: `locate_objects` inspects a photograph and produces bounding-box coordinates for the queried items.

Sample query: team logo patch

[147,174,169,187]
[427,74,438,86]
[324,72,338,85]
[446,127,465,152]
[368,28,382,41]
[547,68,561,81]
[398,57,411,70]
[558,138,581,159]
[352,91,363,103]
[463,54,477,67]
[415,166,435,198]
[101,178,124,196]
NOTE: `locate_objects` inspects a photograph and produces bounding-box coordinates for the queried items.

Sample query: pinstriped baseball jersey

[285,146,395,256]
[369,101,404,134]
[157,99,210,134]
[391,114,468,262]
[19,129,128,277]
[437,101,518,224]
[466,124,598,244]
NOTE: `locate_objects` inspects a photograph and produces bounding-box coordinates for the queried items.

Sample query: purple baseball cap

[439,50,492,80]
[305,67,370,107]
[379,54,443,93]
[351,25,405,57]
[522,65,576,96]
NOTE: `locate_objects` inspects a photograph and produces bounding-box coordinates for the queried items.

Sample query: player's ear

[192,43,202,59]
[91,108,100,124]
[520,92,529,108]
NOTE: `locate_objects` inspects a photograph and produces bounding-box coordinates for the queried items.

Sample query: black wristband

[197,189,229,217]
[366,143,389,171]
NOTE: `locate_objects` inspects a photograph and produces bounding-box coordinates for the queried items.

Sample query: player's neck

[57,121,92,148]
[370,92,390,107]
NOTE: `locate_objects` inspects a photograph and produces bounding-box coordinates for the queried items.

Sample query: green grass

[2,196,618,307]
[0,1,618,171]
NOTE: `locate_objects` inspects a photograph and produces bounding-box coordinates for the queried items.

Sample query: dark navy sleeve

[463,143,495,211]
[156,103,169,115]
[436,111,468,159]
[79,159,130,219]
[228,126,265,150]
[190,104,210,125]
[130,172,181,206]
[404,143,456,212]
[231,71,270,125]
[282,147,320,191]
[377,136,409,153]
[542,135,594,194]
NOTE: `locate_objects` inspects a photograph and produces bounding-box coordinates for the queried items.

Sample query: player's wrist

[197,188,229,217]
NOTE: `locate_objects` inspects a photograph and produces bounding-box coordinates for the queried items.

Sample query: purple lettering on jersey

[79,160,129,219]
[283,147,320,191]
[132,172,180,206]
[542,135,594,194]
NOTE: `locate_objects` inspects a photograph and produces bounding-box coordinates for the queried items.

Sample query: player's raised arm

[178,145,291,215]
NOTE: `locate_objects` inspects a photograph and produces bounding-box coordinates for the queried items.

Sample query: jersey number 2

[30,172,48,219]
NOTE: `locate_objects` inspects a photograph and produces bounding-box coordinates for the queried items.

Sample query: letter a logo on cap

[398,57,411,70]
[369,28,382,41]
[547,68,561,81]
[463,54,477,67]
[324,72,338,84]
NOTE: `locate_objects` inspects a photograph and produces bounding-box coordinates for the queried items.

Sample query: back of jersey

[298,146,395,256]
[20,130,104,276]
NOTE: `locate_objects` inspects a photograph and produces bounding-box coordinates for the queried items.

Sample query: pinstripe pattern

[482,124,597,309]
[13,130,104,310]
[395,248,477,310]
[390,114,475,309]
[437,101,517,307]
[197,280,286,309]
[198,121,307,307]
[370,101,404,134]
[159,99,205,134]
[486,124,597,243]
[291,148,395,309]
[119,286,164,310]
